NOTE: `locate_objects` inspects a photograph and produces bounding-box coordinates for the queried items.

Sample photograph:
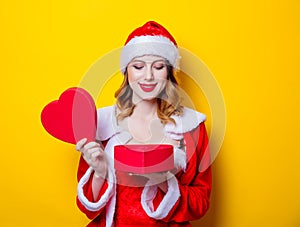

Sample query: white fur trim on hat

[120,35,180,74]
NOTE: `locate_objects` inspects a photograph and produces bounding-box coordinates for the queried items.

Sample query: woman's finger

[84,141,100,150]
[76,138,87,151]
[90,151,103,163]
[84,147,104,162]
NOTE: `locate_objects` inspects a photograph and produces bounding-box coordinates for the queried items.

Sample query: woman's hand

[76,138,107,179]
[132,172,170,193]
[134,172,167,183]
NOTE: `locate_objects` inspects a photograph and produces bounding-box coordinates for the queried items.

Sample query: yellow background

[1,0,299,226]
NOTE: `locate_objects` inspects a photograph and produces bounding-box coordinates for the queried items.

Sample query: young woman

[75,21,212,227]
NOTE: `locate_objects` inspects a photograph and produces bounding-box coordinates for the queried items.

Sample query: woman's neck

[131,99,158,121]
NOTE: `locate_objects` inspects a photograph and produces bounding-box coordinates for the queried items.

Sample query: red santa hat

[120,21,180,74]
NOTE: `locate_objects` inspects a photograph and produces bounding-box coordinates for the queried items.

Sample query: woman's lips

[139,83,157,92]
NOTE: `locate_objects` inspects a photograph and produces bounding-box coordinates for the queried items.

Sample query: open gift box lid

[114,144,174,174]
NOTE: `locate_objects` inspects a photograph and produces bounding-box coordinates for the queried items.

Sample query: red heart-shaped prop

[41,87,97,144]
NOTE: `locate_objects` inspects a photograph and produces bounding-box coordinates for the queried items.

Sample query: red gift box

[114,144,174,174]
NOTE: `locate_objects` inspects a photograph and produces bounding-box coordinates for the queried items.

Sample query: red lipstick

[139,83,157,92]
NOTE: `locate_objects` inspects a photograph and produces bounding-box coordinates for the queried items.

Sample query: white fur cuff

[77,167,115,212]
[141,172,180,219]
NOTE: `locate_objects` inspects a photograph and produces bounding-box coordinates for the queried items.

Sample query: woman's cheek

[127,70,143,83]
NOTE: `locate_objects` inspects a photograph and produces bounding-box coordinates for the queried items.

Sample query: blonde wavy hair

[115,63,183,125]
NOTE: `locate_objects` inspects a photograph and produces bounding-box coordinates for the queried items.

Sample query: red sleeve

[154,122,212,222]
[76,156,109,220]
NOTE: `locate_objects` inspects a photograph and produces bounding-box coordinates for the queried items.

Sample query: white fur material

[96,106,121,141]
[120,35,180,74]
[98,106,206,142]
[164,107,206,139]
[126,35,176,46]
[77,166,117,226]
[141,172,180,219]
[174,146,187,172]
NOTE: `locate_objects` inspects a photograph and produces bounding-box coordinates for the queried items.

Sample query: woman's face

[127,55,168,102]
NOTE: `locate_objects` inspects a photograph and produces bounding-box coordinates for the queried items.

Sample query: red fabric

[76,122,212,226]
[158,123,212,222]
[124,21,178,46]
[76,156,109,220]
[115,184,168,227]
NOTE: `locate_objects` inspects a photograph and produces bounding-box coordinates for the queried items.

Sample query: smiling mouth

[139,83,157,92]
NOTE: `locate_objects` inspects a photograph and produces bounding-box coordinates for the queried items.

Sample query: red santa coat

[76,106,212,227]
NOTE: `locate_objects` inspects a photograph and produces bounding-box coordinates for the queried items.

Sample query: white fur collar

[96,105,206,141]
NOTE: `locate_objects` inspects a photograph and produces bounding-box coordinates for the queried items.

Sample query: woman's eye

[153,65,165,70]
[133,65,144,70]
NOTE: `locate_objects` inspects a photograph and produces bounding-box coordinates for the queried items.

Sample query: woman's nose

[145,66,154,81]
